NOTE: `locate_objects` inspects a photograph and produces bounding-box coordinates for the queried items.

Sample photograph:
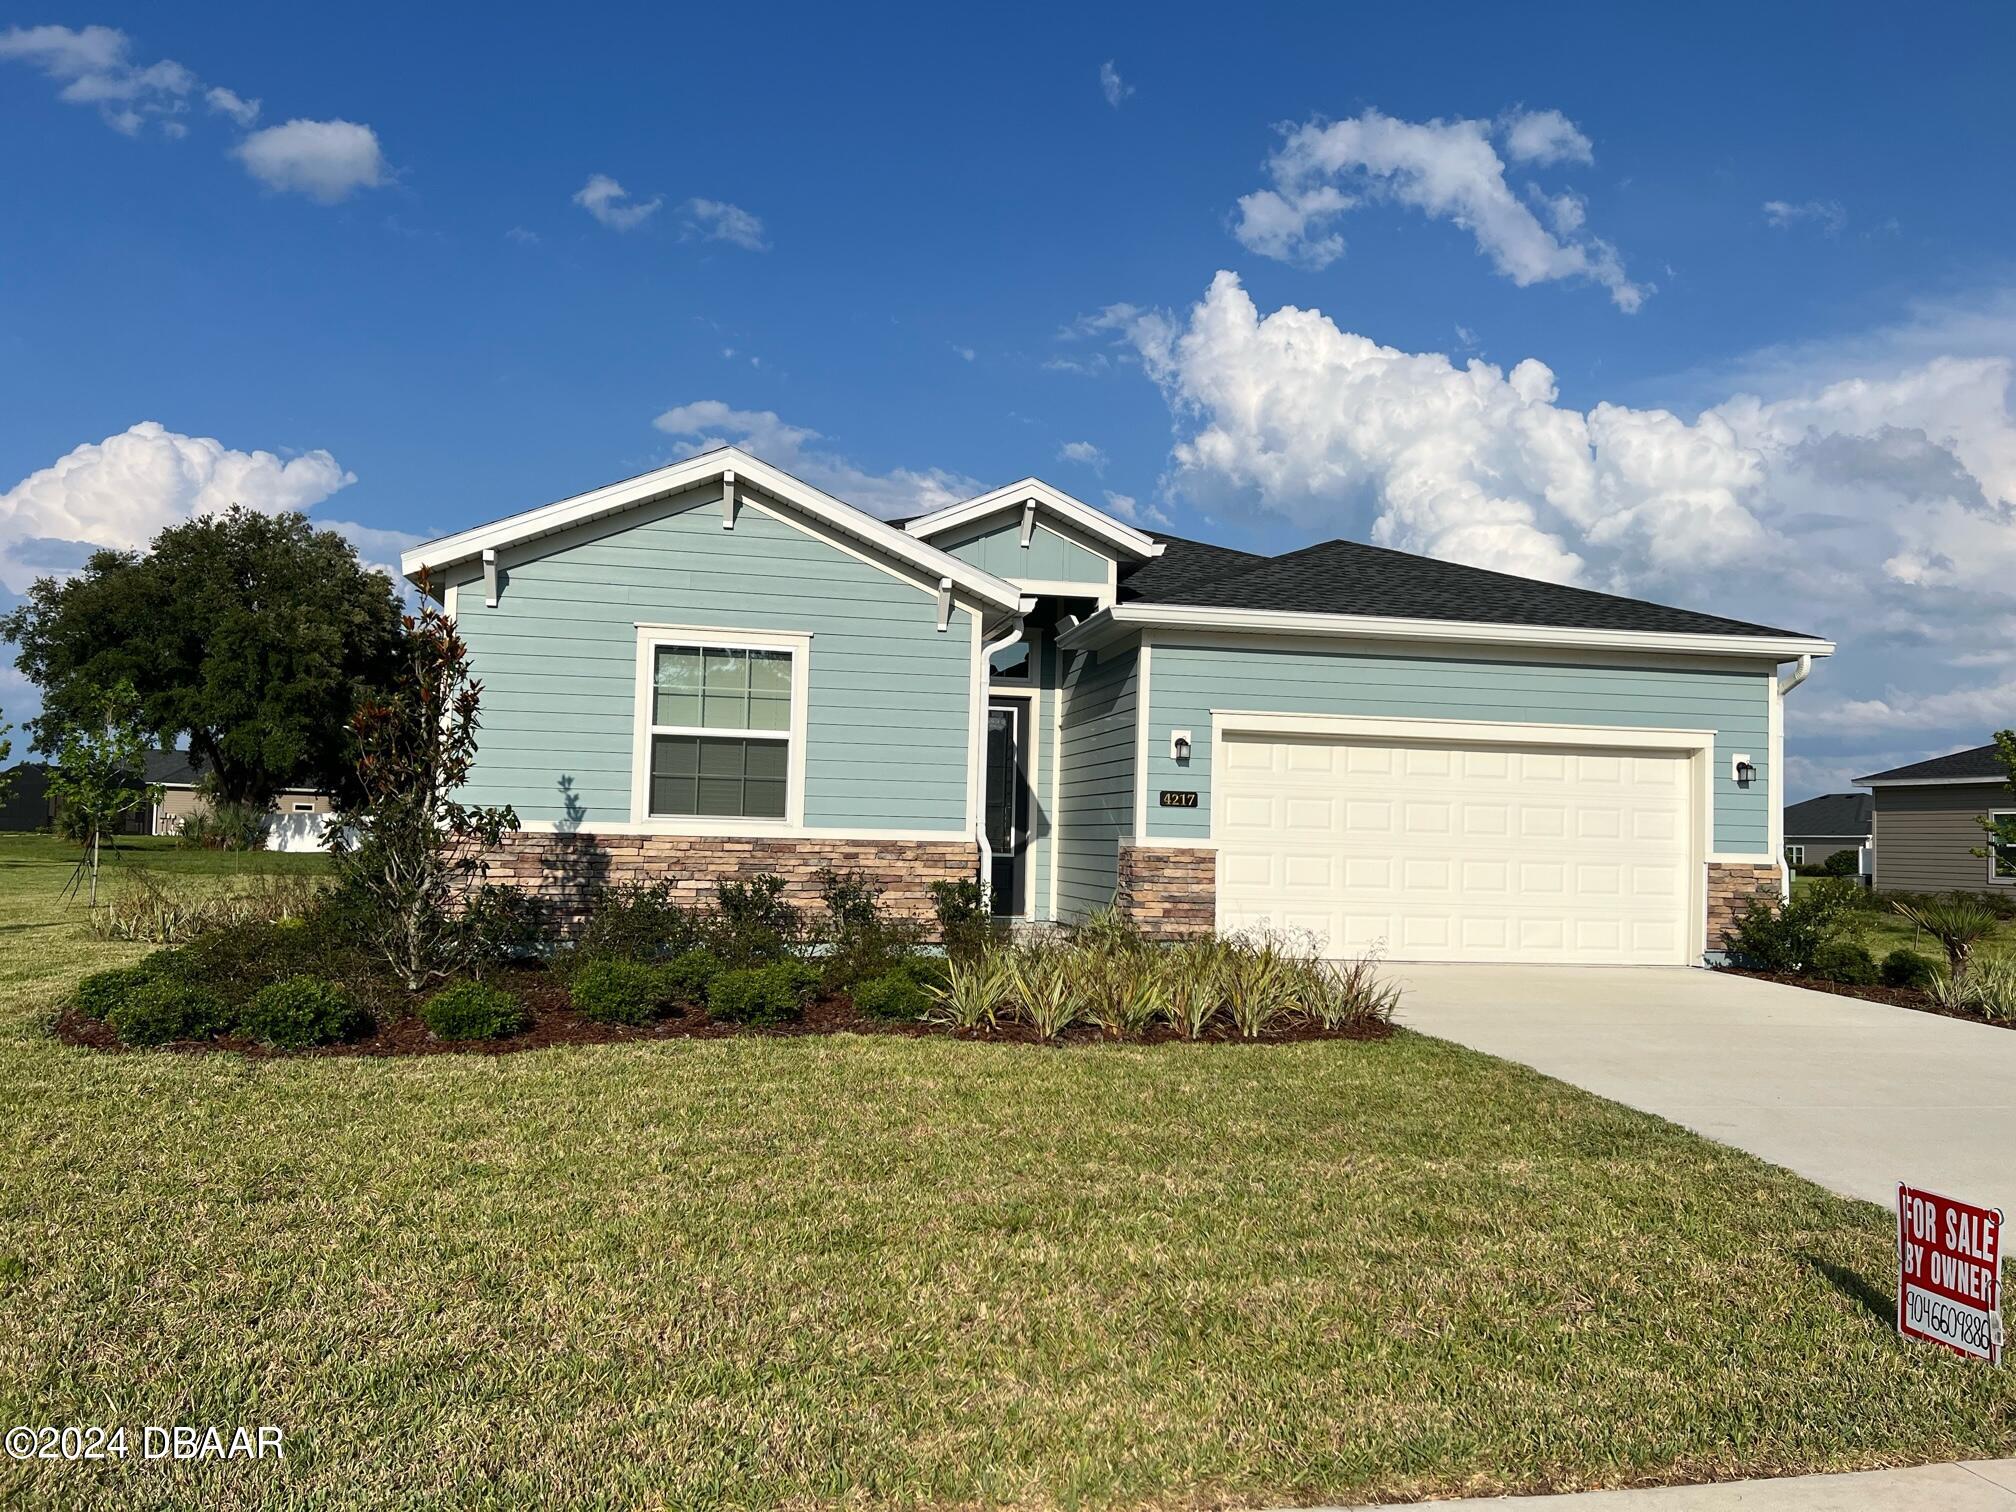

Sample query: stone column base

[471,831,978,934]
[1116,844,1217,939]
[1706,861,1784,954]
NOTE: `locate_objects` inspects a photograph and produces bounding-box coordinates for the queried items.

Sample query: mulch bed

[1718,966,2015,1030]
[52,967,1394,1058]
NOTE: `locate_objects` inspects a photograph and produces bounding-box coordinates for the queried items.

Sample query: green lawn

[3,834,2014,1508]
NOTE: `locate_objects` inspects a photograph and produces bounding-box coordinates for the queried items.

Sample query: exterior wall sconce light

[1171,730,1193,763]
[1732,754,1756,787]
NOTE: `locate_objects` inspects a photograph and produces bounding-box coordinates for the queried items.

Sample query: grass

[1791,875,2016,967]
[3,834,2014,1508]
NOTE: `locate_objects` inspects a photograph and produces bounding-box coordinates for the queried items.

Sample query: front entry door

[985,699,1029,916]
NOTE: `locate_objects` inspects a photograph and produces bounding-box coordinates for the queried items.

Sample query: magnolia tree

[48,680,161,903]
[326,585,518,990]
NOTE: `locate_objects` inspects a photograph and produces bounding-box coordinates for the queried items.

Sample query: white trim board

[1061,602,1834,664]
[402,445,1021,613]
[1859,775,2009,788]
[513,821,973,843]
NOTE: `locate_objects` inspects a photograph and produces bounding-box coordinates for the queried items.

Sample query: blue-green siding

[1142,642,1773,854]
[940,514,1109,584]
[451,492,974,830]
[1054,646,1138,921]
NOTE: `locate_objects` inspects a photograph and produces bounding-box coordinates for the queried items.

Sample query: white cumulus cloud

[1058,440,1107,472]
[1232,108,1647,311]
[1502,107,1593,166]
[1103,271,2016,789]
[575,173,662,231]
[0,422,356,593]
[1100,61,1133,108]
[683,197,768,251]
[205,85,259,126]
[0,23,199,135]
[234,119,386,202]
[651,402,980,519]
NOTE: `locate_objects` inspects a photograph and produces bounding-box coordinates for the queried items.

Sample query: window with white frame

[1784,844,1804,867]
[1990,810,2016,883]
[641,639,798,820]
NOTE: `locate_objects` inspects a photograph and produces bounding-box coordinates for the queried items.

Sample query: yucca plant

[1007,943,1081,1039]
[1081,946,1165,1039]
[1160,938,1228,1039]
[1932,953,2016,1022]
[1892,896,1998,979]
[927,953,1011,1031]
[1293,954,1402,1031]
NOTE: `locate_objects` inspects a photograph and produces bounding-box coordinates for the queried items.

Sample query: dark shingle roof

[1858,744,2008,784]
[1126,536,1800,638]
[1783,792,1872,836]
[1119,533,1270,602]
[143,749,200,787]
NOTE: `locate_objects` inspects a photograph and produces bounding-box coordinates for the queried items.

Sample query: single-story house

[0,761,53,831]
[1782,792,1872,874]
[143,750,332,838]
[1857,743,2014,893]
[400,445,1835,965]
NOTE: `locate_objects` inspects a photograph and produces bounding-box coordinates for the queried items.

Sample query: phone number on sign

[5,1426,285,1462]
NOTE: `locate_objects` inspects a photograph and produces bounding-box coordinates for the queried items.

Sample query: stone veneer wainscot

[1116,843,1216,939]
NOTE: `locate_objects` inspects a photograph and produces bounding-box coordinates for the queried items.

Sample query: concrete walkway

[1394,964,2016,1210]
[1312,1458,2016,1508]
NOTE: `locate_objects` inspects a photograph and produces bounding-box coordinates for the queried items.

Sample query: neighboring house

[401,445,1835,966]
[1782,792,1872,874]
[0,761,53,830]
[1857,744,2015,893]
[142,750,332,838]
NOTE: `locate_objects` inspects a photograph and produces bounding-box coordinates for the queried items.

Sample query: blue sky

[4,4,2015,798]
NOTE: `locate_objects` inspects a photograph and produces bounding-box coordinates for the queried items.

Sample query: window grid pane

[653,645,792,733]
[650,734,789,819]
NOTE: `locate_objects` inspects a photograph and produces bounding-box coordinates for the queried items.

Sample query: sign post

[1896,1183,2003,1363]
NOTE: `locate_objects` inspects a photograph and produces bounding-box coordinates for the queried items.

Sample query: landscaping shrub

[168,918,332,1008]
[1931,956,2016,1022]
[852,970,934,1021]
[927,877,991,962]
[1722,879,1860,972]
[814,867,924,989]
[1820,848,1861,878]
[1810,939,1878,987]
[459,883,546,975]
[569,959,676,1026]
[574,879,702,964]
[1880,949,1937,990]
[105,976,229,1047]
[238,976,369,1049]
[1293,953,1403,1031]
[711,874,803,965]
[72,960,171,1021]
[659,946,723,1005]
[1160,938,1231,1039]
[927,953,1011,1031]
[706,960,818,1025]
[89,866,323,943]
[420,981,530,1040]
[1222,933,1296,1038]
[1005,942,1080,1039]
[1082,947,1165,1039]
[1892,895,1998,977]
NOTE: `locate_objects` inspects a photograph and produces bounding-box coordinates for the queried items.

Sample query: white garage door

[1216,732,1694,965]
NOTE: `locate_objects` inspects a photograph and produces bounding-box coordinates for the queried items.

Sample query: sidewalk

[1311,1459,2016,1509]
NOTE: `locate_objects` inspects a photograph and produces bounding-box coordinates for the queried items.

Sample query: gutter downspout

[1775,654,1815,899]
[975,614,1027,904]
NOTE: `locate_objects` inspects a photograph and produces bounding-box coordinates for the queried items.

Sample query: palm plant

[1892,896,1998,980]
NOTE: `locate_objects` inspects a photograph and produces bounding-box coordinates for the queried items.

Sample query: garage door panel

[1216,730,1692,965]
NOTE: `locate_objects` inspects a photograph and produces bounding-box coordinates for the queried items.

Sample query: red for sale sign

[1897,1183,2004,1362]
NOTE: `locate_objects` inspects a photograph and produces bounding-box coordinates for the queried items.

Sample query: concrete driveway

[1394,964,2016,1210]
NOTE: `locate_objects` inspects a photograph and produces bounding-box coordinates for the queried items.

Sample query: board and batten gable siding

[1054,645,1138,920]
[938,513,1110,585]
[1872,782,2012,892]
[1140,640,1775,854]
[448,491,974,831]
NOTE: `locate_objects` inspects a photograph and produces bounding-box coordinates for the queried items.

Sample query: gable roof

[1783,792,1872,836]
[903,479,1162,560]
[1857,743,2009,786]
[400,446,1023,613]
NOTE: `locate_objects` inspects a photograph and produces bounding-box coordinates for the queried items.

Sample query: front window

[1990,810,2016,883]
[1784,845,1804,867]
[644,644,794,819]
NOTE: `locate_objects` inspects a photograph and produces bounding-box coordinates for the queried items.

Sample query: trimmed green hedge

[421,981,530,1041]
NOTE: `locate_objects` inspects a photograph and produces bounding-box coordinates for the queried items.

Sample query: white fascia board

[399,445,1022,612]
[1858,774,2009,788]
[903,478,1163,560]
[1056,602,1836,663]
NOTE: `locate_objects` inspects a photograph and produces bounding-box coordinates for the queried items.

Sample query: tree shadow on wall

[537,775,608,930]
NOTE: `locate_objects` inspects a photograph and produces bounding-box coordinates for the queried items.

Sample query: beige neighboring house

[1857,743,2014,893]
[145,750,331,841]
